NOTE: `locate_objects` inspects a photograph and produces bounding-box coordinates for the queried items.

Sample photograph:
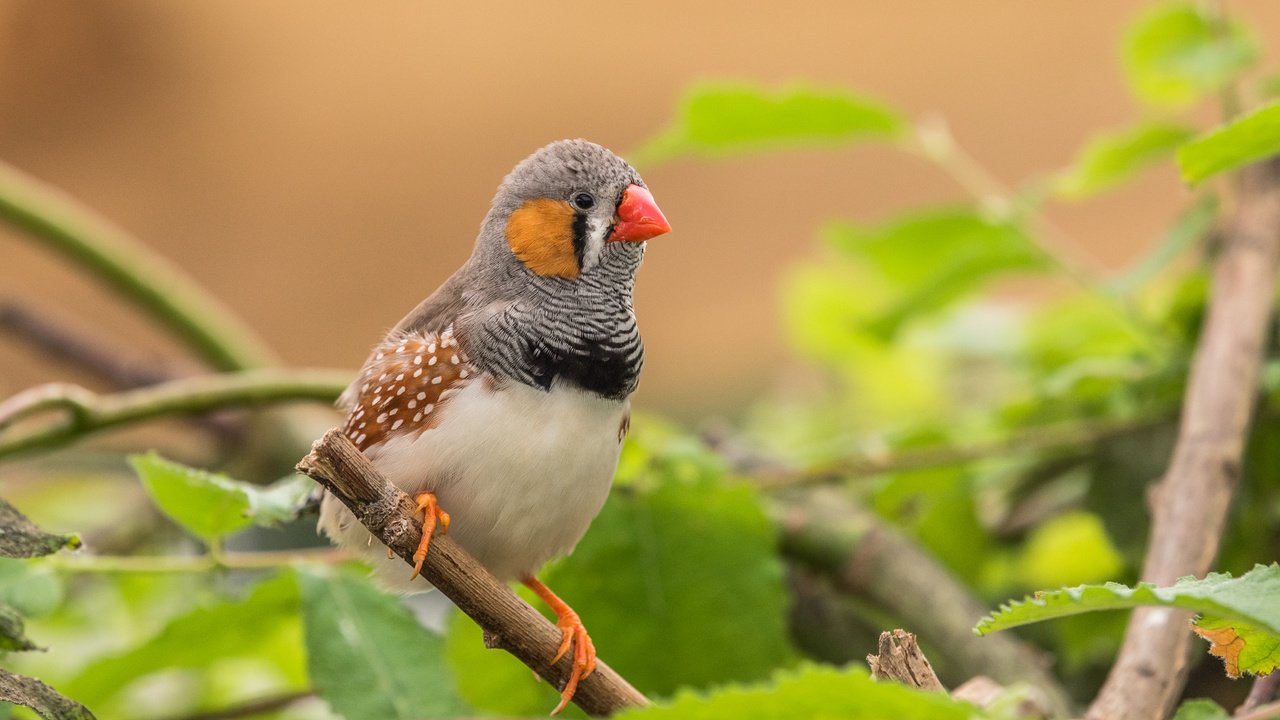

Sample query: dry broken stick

[296,428,649,718]
[867,630,945,693]
[1086,156,1280,720]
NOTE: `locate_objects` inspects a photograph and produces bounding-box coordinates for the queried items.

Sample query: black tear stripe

[571,212,589,269]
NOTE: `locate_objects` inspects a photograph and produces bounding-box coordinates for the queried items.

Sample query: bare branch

[296,429,649,718]
[744,415,1169,489]
[1086,156,1280,720]
[162,691,314,720]
[0,370,349,461]
[0,160,277,372]
[0,300,181,389]
[1239,674,1280,717]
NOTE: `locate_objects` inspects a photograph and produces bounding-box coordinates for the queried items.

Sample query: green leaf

[447,431,792,712]
[0,669,94,720]
[1123,3,1257,108]
[298,565,468,719]
[614,664,987,720]
[978,563,1280,633]
[977,564,1280,676]
[1054,121,1195,198]
[444,607,556,717]
[0,602,38,652]
[0,498,80,558]
[632,83,903,165]
[872,462,989,580]
[130,453,254,542]
[1171,698,1229,720]
[243,474,316,527]
[1177,102,1280,183]
[1191,614,1280,678]
[130,456,312,542]
[544,470,793,695]
[63,572,302,708]
[1107,194,1216,294]
[0,561,62,618]
[1016,511,1125,589]
[826,207,1049,339]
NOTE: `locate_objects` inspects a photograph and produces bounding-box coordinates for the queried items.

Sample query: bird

[317,139,671,713]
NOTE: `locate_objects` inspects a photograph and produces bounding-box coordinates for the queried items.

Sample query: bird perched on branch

[318,139,671,713]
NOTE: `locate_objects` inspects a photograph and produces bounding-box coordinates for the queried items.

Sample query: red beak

[608,184,672,242]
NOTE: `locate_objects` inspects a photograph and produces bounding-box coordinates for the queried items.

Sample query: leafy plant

[1,1,1279,718]
[977,564,1280,677]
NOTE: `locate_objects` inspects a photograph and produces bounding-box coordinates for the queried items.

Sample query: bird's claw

[550,610,596,715]
[408,492,450,580]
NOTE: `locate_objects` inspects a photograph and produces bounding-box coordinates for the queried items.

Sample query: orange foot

[408,492,450,580]
[522,576,597,715]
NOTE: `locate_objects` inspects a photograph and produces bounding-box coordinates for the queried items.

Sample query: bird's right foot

[409,491,450,580]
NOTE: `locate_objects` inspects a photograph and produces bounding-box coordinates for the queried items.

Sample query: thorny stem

[0,160,278,372]
[0,369,349,461]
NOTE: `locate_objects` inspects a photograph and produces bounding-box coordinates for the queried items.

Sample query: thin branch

[1086,156,1280,720]
[163,691,313,720]
[905,117,1158,337]
[909,116,1106,287]
[0,159,277,372]
[0,369,349,461]
[0,300,179,388]
[297,429,649,718]
[1239,674,1280,716]
[1238,700,1280,720]
[776,487,1073,717]
[45,548,351,574]
[748,414,1170,488]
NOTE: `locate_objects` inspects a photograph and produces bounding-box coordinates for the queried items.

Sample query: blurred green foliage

[1178,101,1280,182]
[1,2,1279,718]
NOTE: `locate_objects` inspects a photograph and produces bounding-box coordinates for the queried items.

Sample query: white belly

[319,378,626,592]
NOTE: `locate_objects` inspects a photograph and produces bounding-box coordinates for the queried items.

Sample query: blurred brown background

[2,1,1277,418]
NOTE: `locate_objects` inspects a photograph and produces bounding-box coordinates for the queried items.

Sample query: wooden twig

[0,370,349,461]
[1239,674,1280,716]
[0,300,179,389]
[296,429,649,718]
[1236,700,1280,720]
[164,691,313,720]
[741,415,1169,489]
[1086,156,1280,720]
[867,629,945,692]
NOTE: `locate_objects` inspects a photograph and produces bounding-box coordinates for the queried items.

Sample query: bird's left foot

[522,576,596,715]
[409,492,450,580]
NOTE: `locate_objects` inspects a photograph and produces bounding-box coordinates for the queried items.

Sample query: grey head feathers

[368,139,653,402]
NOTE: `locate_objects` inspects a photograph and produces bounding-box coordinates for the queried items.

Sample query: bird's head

[477,139,671,282]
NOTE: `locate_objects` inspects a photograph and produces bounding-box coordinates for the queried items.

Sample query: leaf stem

[0,369,350,461]
[0,160,277,372]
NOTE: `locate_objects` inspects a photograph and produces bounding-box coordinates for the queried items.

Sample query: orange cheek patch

[505,199,579,278]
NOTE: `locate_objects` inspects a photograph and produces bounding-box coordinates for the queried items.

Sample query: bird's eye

[571,192,596,211]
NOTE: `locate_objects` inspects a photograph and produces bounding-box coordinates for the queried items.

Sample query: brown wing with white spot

[342,325,475,452]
